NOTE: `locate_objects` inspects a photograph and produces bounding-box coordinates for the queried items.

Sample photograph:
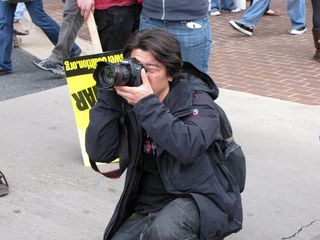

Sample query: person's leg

[312,0,320,28]
[49,0,83,63]
[110,212,149,240]
[210,0,220,15]
[94,4,136,52]
[0,1,15,73]
[25,0,60,45]
[312,0,320,61]
[141,198,200,240]
[250,0,270,14]
[211,0,219,11]
[287,0,306,31]
[238,0,270,28]
[140,15,212,73]
[221,0,236,11]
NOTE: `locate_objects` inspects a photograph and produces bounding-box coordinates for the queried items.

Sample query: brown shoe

[13,21,29,35]
[12,34,22,48]
[264,9,280,16]
[0,171,9,197]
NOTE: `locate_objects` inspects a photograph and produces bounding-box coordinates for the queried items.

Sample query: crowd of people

[1,0,319,239]
[0,0,318,76]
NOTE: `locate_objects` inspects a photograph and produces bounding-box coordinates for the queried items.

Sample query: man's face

[131,49,172,101]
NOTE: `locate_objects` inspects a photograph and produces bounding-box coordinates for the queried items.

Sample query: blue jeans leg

[211,0,219,11]
[287,0,306,30]
[0,1,15,72]
[111,198,200,240]
[139,15,212,73]
[221,0,236,11]
[25,0,60,46]
[238,0,270,29]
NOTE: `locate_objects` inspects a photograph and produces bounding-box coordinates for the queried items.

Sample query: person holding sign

[33,0,94,76]
[85,29,243,240]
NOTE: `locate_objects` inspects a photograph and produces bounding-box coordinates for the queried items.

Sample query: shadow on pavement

[0,47,66,102]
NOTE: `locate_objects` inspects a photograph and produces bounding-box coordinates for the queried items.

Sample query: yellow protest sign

[64,51,123,166]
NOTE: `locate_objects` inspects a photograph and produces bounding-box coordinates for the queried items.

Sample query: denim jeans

[94,5,136,52]
[287,0,306,30]
[238,0,306,30]
[139,14,212,73]
[49,0,82,64]
[211,0,236,11]
[111,198,200,240]
[0,0,80,71]
[237,0,270,29]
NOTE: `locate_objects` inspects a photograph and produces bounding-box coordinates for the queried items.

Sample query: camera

[93,58,144,90]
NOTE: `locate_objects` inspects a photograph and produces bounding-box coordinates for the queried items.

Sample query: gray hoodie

[142,0,209,21]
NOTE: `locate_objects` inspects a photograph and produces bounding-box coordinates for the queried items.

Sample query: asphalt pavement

[1,6,320,240]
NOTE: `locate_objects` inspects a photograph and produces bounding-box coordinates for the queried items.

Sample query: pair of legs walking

[229,0,306,36]
[0,0,80,74]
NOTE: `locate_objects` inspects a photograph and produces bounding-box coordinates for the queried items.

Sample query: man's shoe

[290,26,307,35]
[0,69,12,76]
[13,22,29,35]
[33,58,65,76]
[231,8,241,13]
[314,50,320,62]
[12,34,22,48]
[210,10,221,16]
[264,9,280,16]
[0,171,9,197]
[229,20,253,36]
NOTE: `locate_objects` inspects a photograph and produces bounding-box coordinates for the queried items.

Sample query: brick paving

[43,0,320,105]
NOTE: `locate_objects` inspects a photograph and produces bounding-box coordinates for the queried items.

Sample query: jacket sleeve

[85,89,124,163]
[133,91,220,165]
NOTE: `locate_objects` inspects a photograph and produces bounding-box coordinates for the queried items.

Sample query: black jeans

[94,4,137,52]
[111,198,200,240]
[312,0,320,28]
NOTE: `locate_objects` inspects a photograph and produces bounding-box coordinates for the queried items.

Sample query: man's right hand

[77,0,95,21]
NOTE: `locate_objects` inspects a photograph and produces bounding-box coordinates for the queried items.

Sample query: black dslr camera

[93,58,144,90]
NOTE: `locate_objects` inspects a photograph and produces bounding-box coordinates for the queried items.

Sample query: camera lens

[102,65,116,85]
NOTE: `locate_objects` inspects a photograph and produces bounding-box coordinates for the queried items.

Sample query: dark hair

[123,29,182,78]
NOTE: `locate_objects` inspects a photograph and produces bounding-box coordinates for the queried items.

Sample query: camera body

[93,58,144,90]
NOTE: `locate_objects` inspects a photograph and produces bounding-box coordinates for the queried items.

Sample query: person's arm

[85,89,123,162]
[133,91,220,165]
[77,0,95,21]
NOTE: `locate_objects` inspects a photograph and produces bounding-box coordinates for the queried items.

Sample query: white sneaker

[231,8,241,13]
[210,10,221,16]
[290,26,307,35]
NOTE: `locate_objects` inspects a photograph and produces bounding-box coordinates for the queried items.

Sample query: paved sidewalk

[40,0,320,105]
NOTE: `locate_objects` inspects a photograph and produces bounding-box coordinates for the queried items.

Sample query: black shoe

[0,69,12,76]
[229,20,253,36]
[0,171,9,197]
[290,26,307,35]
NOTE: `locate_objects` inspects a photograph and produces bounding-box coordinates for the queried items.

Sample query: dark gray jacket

[141,0,209,21]
[86,63,243,239]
